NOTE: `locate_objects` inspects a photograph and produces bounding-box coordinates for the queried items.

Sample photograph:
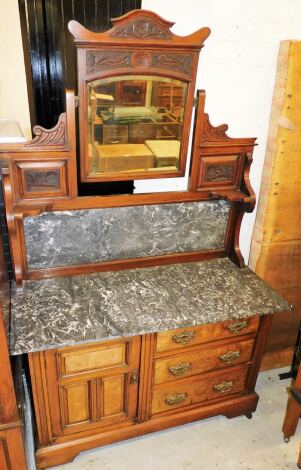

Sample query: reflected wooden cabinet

[28,314,271,468]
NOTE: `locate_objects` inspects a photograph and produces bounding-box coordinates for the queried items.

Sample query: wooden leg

[297,441,301,469]
[283,363,301,440]
[282,395,301,440]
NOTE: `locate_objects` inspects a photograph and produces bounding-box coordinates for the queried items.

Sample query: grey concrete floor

[51,368,301,470]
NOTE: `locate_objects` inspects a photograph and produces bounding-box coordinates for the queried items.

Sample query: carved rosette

[131,51,152,68]
[26,113,66,148]
[111,18,172,39]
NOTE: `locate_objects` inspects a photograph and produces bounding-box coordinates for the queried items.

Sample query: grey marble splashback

[24,200,230,270]
[10,258,291,355]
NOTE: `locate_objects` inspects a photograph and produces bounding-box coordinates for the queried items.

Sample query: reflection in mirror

[87,75,187,176]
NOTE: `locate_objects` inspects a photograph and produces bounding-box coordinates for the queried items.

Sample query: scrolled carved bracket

[242,152,256,213]
[25,113,67,149]
[201,114,233,143]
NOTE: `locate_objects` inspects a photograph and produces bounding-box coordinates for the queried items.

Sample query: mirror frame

[69,9,210,183]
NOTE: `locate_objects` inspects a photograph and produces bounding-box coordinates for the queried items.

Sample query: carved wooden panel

[24,170,60,191]
[204,164,233,183]
[86,51,131,74]
[86,50,193,77]
[111,17,172,40]
[197,155,241,189]
[15,161,68,200]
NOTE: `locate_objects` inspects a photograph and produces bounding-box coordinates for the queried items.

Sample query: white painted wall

[140,0,301,262]
[0,0,31,140]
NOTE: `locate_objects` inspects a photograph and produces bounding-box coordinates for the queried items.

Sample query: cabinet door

[42,336,141,438]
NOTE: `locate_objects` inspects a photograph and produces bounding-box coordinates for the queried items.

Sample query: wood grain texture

[28,311,267,468]
[249,41,301,367]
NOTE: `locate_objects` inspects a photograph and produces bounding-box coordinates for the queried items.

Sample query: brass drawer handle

[165,392,187,406]
[213,381,233,393]
[219,350,240,363]
[227,320,248,334]
[172,331,195,345]
[168,362,192,377]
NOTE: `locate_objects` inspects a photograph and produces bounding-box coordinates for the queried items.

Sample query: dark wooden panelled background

[18,0,141,195]
[18,0,141,128]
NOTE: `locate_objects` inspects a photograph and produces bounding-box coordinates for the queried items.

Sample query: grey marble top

[24,200,230,270]
[10,258,291,355]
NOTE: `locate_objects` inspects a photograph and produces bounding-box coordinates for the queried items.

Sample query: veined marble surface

[24,200,230,270]
[10,258,291,355]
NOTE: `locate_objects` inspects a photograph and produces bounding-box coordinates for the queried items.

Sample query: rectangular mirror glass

[87,75,187,177]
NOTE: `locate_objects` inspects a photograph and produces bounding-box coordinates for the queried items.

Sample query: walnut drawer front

[153,338,255,385]
[151,365,249,415]
[156,316,259,354]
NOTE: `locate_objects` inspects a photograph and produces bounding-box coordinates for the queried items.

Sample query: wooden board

[249,41,301,368]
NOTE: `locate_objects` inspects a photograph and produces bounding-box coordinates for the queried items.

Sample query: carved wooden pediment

[68,10,210,48]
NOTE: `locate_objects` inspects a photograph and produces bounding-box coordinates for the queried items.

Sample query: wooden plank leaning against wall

[0,227,27,469]
[249,41,301,369]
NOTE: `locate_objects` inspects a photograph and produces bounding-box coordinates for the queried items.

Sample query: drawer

[153,338,255,385]
[151,365,249,415]
[103,125,128,144]
[156,316,259,354]
[57,340,128,377]
[129,123,156,143]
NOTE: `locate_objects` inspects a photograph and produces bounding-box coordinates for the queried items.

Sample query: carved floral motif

[112,19,172,39]
[152,54,192,75]
[86,52,131,73]
[24,170,60,191]
[204,165,233,182]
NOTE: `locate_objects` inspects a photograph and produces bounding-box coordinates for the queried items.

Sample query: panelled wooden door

[31,336,141,439]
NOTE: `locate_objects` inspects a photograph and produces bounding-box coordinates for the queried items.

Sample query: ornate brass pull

[219,350,240,363]
[172,331,195,345]
[213,381,233,393]
[168,362,192,377]
[130,370,138,385]
[227,320,248,334]
[165,392,187,406]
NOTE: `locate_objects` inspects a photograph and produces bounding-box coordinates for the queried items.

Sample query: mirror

[87,75,187,178]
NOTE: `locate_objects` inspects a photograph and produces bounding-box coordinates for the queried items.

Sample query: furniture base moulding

[35,392,259,469]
